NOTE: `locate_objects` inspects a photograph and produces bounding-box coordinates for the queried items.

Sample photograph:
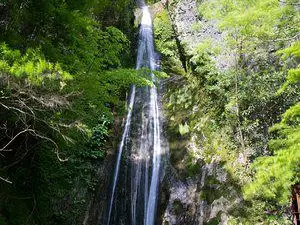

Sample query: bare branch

[29,130,68,162]
[0,128,68,162]
[0,102,26,114]
[0,128,32,151]
[0,176,12,184]
[1,76,72,162]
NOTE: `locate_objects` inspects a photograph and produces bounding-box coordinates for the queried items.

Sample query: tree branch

[0,176,12,184]
[0,128,32,152]
[0,128,68,162]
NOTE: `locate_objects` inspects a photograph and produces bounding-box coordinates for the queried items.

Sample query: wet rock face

[168,0,234,70]
[150,1,242,224]
[171,0,202,48]
[163,180,198,224]
[161,161,241,225]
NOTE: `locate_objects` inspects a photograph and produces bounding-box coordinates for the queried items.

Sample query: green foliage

[244,42,300,205]
[163,49,237,179]
[0,0,135,74]
[153,9,184,74]
[277,41,300,93]
[85,118,110,159]
[196,0,300,222]
[98,26,131,70]
[153,70,169,79]
[279,41,300,59]
[178,123,190,135]
[159,0,300,223]
[200,0,300,51]
[0,0,141,224]
[244,117,300,204]
[0,43,98,225]
[0,44,72,85]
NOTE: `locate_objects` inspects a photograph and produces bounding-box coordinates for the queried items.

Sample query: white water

[141,6,152,27]
[106,4,163,225]
[105,85,136,225]
[146,82,162,225]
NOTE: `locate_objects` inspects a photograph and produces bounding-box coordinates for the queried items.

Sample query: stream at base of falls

[105,3,168,225]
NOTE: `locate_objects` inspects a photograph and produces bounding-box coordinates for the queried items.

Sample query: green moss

[169,140,187,166]
[191,21,203,32]
[153,9,183,73]
[200,186,219,204]
[204,212,222,225]
[173,199,184,214]
[200,175,236,204]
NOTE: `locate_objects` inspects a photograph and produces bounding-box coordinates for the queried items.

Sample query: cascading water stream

[105,86,136,225]
[105,3,165,225]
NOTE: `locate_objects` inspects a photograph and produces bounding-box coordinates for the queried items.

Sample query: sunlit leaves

[197,0,300,218]
[0,1,139,224]
[200,0,300,52]
[0,44,72,86]
[278,41,300,59]
[153,9,183,73]
[244,42,300,205]
[244,104,300,204]
[98,26,130,70]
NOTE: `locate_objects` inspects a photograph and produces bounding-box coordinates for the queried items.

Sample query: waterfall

[105,86,136,225]
[105,2,166,225]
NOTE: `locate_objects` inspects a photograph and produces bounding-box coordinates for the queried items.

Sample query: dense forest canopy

[0,0,146,224]
[200,0,300,205]
[0,0,299,224]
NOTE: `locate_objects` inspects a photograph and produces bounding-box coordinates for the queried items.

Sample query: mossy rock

[173,199,185,214]
[200,175,234,204]
[204,212,222,225]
